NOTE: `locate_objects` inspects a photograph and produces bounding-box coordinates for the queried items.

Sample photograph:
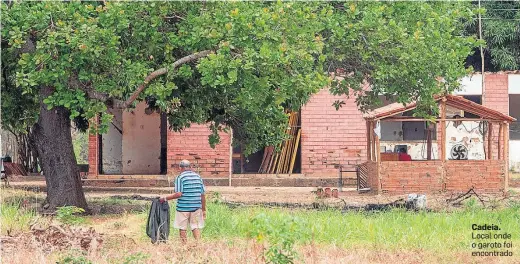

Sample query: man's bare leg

[192,228,201,240]
[179,230,188,243]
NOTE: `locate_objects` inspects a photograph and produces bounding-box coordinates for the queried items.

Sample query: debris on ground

[31,224,103,252]
[1,224,103,256]
[109,194,156,201]
[446,187,485,207]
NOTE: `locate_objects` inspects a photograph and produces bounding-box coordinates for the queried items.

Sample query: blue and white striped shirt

[174,170,206,212]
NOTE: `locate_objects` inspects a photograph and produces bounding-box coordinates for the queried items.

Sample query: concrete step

[79,177,356,188]
[9,176,357,189]
[9,182,357,195]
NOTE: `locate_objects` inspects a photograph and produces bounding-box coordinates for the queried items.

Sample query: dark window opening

[160,112,167,174]
[462,95,482,118]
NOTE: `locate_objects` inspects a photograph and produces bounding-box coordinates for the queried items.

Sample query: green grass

[2,190,520,257]
[0,195,37,235]
[197,200,520,253]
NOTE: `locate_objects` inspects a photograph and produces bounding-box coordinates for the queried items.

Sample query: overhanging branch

[120,50,213,109]
[72,50,213,109]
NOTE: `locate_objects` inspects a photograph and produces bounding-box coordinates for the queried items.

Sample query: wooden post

[426,122,432,160]
[504,122,509,190]
[440,99,447,160]
[229,129,233,186]
[488,123,493,160]
[370,121,375,161]
[288,129,301,174]
[375,134,381,162]
[366,121,372,161]
[375,133,381,194]
[498,124,503,160]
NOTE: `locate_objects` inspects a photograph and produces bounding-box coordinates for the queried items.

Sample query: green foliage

[211,191,223,204]
[57,250,92,264]
[201,202,520,252]
[121,252,150,264]
[465,2,520,71]
[250,213,306,264]
[463,197,484,212]
[56,206,86,225]
[72,130,88,164]
[326,2,478,117]
[0,196,37,235]
[2,2,477,155]
[57,255,92,264]
[1,2,328,156]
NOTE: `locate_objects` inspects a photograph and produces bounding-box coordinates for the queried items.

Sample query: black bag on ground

[146,198,170,243]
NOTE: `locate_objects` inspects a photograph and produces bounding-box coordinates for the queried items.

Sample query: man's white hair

[179,159,191,168]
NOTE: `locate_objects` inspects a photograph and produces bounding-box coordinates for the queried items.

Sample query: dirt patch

[88,203,148,215]
[32,224,103,252]
[1,224,103,255]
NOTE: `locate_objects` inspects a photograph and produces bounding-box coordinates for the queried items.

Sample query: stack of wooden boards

[258,112,301,174]
[4,162,28,176]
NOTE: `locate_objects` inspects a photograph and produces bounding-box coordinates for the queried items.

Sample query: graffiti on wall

[445,121,485,160]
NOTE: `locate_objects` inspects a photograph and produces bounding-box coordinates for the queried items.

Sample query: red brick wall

[483,73,509,115]
[363,161,379,193]
[301,88,367,176]
[167,124,231,177]
[88,133,98,176]
[483,73,509,160]
[379,161,444,194]
[444,160,505,193]
[377,160,505,194]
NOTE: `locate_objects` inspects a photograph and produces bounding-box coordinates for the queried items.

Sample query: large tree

[2,1,477,211]
[2,1,328,211]
[465,1,520,71]
[325,2,477,115]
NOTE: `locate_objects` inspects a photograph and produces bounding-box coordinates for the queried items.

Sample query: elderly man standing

[160,159,206,243]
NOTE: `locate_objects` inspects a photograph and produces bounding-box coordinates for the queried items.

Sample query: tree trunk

[32,86,89,212]
[28,127,40,173]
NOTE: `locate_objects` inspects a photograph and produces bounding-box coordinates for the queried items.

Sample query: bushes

[56,206,86,225]
[249,213,307,264]
[0,195,37,235]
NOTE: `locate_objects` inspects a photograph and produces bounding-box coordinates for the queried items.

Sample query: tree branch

[70,50,213,109]
[120,50,213,109]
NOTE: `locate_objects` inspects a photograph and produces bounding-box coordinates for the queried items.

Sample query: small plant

[0,196,37,235]
[211,191,223,204]
[249,213,307,264]
[122,252,150,264]
[56,206,85,225]
[57,251,92,264]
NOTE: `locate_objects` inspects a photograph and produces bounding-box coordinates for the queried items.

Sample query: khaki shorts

[173,209,205,230]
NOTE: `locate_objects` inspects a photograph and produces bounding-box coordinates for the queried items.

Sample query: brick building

[88,72,520,187]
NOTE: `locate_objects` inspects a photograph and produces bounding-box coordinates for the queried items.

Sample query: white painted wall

[445,121,485,160]
[380,141,439,160]
[122,102,161,174]
[102,109,123,174]
[509,75,520,94]
[455,75,483,95]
